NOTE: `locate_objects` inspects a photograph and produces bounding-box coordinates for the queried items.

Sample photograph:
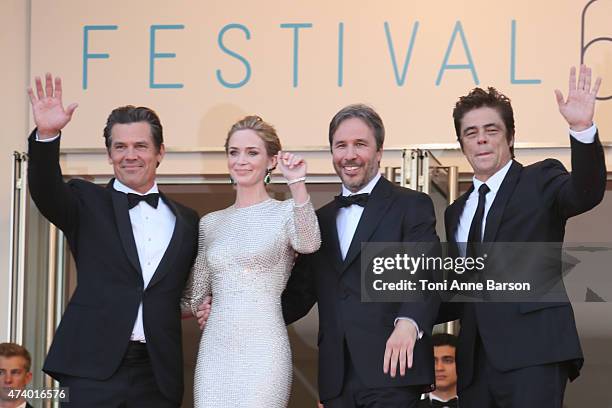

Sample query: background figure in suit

[282,104,440,408]
[27,74,199,407]
[442,65,605,408]
[417,334,458,408]
[0,343,34,408]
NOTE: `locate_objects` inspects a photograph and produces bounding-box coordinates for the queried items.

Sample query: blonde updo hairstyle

[225,116,282,163]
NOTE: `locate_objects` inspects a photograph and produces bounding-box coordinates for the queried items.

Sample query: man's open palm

[27,73,78,138]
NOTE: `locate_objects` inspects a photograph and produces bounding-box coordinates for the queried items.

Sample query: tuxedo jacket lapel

[109,182,186,287]
[148,192,185,288]
[447,185,473,243]
[109,183,142,277]
[342,177,394,272]
[483,161,522,242]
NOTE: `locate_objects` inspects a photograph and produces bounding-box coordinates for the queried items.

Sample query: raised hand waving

[27,73,78,139]
[554,65,601,131]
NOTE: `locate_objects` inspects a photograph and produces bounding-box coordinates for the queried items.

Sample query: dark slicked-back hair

[453,87,515,156]
[103,105,163,152]
[328,104,385,152]
[0,343,31,371]
[432,333,458,349]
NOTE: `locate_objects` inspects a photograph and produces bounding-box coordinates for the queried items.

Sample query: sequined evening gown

[181,198,321,408]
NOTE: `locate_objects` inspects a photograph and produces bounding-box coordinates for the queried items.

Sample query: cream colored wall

[0,0,29,341]
[29,0,612,151]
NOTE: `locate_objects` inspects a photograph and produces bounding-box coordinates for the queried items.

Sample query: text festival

[82,20,543,90]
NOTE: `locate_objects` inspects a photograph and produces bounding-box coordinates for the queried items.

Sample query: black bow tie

[430,397,458,408]
[334,193,369,208]
[127,193,160,209]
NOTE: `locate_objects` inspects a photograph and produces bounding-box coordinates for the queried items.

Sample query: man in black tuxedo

[281,104,440,407]
[417,334,458,408]
[26,74,199,407]
[0,343,34,408]
[441,65,606,407]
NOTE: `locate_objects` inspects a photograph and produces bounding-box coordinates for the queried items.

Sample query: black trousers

[59,342,178,408]
[459,335,569,408]
[324,342,421,408]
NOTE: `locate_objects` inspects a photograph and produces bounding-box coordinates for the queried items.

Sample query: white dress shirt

[336,173,381,259]
[336,173,421,337]
[35,132,60,142]
[36,132,177,341]
[455,125,597,246]
[429,392,458,404]
[113,179,176,342]
[455,160,511,247]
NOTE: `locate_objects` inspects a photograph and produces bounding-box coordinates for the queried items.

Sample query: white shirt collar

[341,173,381,197]
[429,393,458,403]
[113,179,159,195]
[472,160,512,195]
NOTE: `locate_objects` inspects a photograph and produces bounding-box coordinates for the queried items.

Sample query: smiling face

[331,117,382,193]
[227,129,277,187]
[107,122,165,193]
[459,106,513,182]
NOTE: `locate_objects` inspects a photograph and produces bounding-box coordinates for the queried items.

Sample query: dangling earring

[264,169,271,185]
[229,176,236,185]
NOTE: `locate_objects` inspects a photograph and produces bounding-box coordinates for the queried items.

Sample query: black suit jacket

[416,397,432,407]
[442,135,606,390]
[282,176,440,401]
[27,131,199,404]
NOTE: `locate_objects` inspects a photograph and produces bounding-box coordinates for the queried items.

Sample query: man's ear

[156,144,166,168]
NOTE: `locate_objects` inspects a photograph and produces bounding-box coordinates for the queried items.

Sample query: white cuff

[394,317,423,340]
[569,124,596,144]
[35,132,60,142]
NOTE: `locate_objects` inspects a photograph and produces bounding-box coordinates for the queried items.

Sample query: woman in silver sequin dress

[181,116,321,407]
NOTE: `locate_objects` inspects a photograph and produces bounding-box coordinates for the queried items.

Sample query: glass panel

[428,165,451,243]
[21,187,54,397]
[9,154,58,402]
[562,188,612,407]
[422,151,460,336]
